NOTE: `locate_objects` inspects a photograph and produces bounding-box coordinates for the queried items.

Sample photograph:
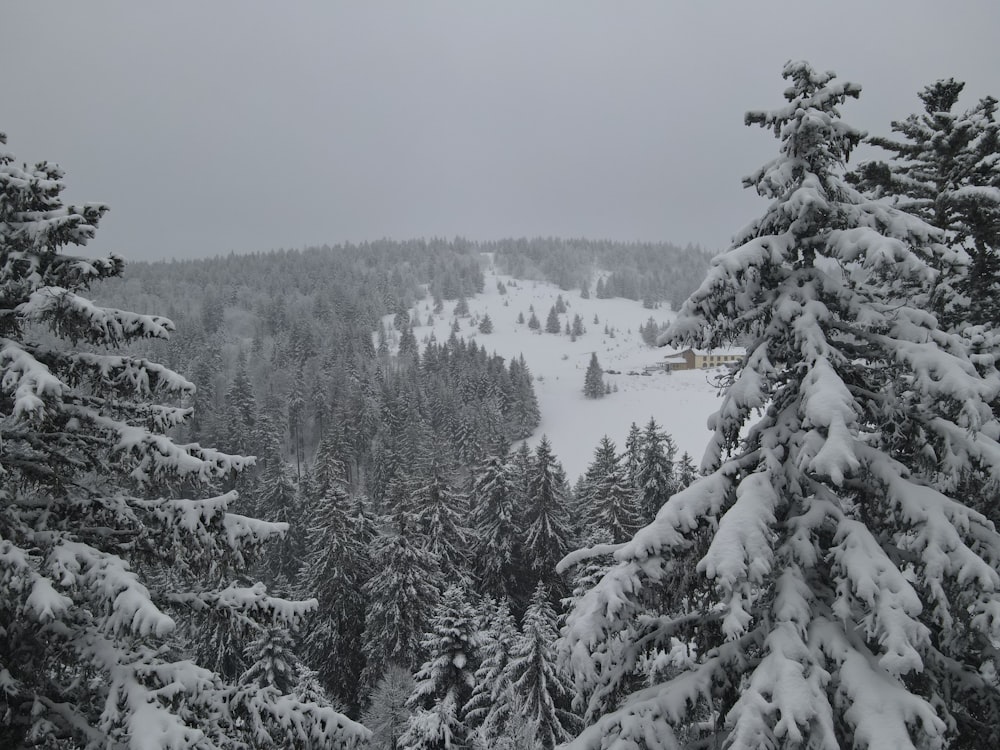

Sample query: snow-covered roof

[664,347,746,358]
[688,347,745,357]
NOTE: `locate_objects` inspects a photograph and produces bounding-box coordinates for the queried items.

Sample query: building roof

[664,347,746,358]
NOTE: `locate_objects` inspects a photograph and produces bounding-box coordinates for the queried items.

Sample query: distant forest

[84,236,709,731]
[97,236,711,476]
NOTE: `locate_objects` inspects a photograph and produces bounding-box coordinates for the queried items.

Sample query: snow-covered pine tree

[224,352,258,456]
[299,460,370,713]
[0,133,366,748]
[523,437,575,599]
[241,625,306,695]
[506,583,580,750]
[288,365,307,479]
[508,354,540,440]
[413,461,471,581]
[361,523,442,694]
[470,454,523,604]
[582,353,605,399]
[581,437,639,545]
[478,313,493,334]
[622,422,643,492]
[255,459,302,583]
[399,324,419,361]
[850,78,1000,326]
[463,597,519,745]
[675,450,698,490]
[635,417,676,525]
[545,306,562,334]
[362,665,416,750]
[559,61,1000,749]
[253,416,302,585]
[399,585,477,750]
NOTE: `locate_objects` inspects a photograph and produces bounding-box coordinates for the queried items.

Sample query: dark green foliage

[523,438,575,599]
[464,597,518,741]
[413,462,471,581]
[400,586,478,750]
[581,436,639,544]
[241,626,305,695]
[361,529,442,693]
[362,665,415,750]
[299,461,370,713]
[850,78,1000,326]
[470,455,523,604]
[504,584,580,749]
[545,305,561,333]
[489,239,710,307]
[636,418,676,525]
[398,324,419,358]
[583,353,605,399]
[675,451,698,489]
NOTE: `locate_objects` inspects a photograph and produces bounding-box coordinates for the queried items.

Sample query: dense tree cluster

[489,237,711,310]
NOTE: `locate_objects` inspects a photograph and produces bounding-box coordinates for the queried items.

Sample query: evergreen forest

[2,60,1000,750]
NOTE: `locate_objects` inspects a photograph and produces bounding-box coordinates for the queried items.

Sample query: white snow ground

[387,258,726,482]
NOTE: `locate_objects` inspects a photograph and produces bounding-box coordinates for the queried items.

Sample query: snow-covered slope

[390,259,724,482]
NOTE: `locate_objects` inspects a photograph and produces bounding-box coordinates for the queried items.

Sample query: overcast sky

[3,1,999,261]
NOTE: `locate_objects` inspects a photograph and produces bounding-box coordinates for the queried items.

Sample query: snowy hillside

[386,258,726,482]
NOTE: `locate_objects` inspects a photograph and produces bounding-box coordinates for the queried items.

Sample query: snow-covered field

[389,258,726,482]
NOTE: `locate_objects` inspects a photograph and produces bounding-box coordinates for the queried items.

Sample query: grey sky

[4,1,999,261]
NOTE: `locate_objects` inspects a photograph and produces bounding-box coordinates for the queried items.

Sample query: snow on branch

[17,286,175,345]
[169,582,316,630]
[0,338,67,422]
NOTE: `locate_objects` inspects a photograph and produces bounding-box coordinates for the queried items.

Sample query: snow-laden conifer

[413,461,471,581]
[506,584,580,749]
[361,523,442,693]
[299,456,370,713]
[851,77,1000,536]
[581,436,639,545]
[546,305,562,334]
[0,133,366,748]
[399,585,477,750]
[470,454,523,603]
[851,78,1000,327]
[559,62,1000,749]
[464,597,519,744]
[241,625,305,695]
[363,665,416,750]
[583,353,606,399]
[635,418,676,525]
[523,437,575,597]
[622,422,643,492]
